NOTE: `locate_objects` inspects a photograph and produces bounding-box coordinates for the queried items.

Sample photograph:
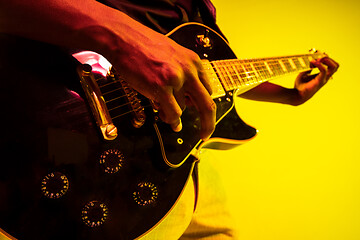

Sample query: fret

[240,62,250,85]
[302,56,311,66]
[203,60,226,98]
[281,58,294,72]
[225,60,242,88]
[288,58,297,70]
[250,63,260,78]
[213,61,232,91]
[252,61,270,82]
[227,62,243,87]
[278,59,287,72]
[233,62,248,86]
[222,61,238,90]
[291,57,303,70]
[298,57,306,68]
[267,59,284,76]
[243,62,257,84]
[300,55,312,68]
[263,61,274,75]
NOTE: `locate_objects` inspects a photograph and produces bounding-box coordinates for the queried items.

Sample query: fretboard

[203,52,324,98]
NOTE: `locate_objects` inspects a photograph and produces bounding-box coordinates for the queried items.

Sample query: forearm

[0,0,159,64]
[238,82,302,106]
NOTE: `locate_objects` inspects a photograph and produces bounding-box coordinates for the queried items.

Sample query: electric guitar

[0,22,324,240]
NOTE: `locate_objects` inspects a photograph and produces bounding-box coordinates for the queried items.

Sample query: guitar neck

[204,52,324,98]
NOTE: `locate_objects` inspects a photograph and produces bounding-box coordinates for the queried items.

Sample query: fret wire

[281,58,294,72]
[226,60,243,88]
[243,62,257,84]
[213,61,231,91]
[229,63,241,87]
[267,60,283,76]
[230,61,245,87]
[235,61,249,86]
[240,62,250,85]
[217,62,230,90]
[291,57,303,70]
[251,62,262,82]
[227,61,242,89]
[222,61,237,89]
[259,61,269,80]
[250,62,260,79]
[252,61,268,82]
[232,60,245,87]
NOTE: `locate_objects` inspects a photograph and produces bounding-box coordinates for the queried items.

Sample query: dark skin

[0,0,339,141]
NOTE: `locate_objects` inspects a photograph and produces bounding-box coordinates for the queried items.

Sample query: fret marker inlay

[264,62,273,75]
[288,59,296,69]
[279,60,287,72]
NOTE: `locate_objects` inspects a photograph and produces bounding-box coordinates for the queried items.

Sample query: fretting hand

[294,57,339,104]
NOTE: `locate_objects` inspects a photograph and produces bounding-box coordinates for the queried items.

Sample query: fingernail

[173,119,182,132]
[202,136,210,142]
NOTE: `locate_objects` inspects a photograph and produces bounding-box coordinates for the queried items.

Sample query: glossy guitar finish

[0,23,256,240]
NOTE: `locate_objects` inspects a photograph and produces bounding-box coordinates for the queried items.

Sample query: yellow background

[208,0,360,239]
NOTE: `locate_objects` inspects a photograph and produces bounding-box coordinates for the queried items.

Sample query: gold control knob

[81,201,108,227]
[133,182,158,206]
[99,149,124,174]
[41,172,69,199]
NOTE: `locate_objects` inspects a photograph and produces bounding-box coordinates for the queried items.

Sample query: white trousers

[140,150,237,240]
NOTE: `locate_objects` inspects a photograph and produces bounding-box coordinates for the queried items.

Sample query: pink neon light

[72,51,112,77]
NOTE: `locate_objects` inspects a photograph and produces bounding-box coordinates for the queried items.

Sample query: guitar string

[108,101,136,112]
[92,75,141,103]
[93,54,315,120]
[91,76,155,120]
[96,54,313,95]
[111,104,153,120]
[212,56,312,90]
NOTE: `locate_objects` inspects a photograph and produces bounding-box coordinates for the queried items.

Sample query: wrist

[288,88,304,106]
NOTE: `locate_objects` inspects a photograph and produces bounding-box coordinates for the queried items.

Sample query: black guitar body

[0,23,256,240]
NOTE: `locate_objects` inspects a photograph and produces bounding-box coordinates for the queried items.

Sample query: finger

[174,88,187,112]
[157,92,183,132]
[197,65,213,95]
[185,77,216,141]
[310,60,327,84]
[320,57,340,79]
[296,70,312,80]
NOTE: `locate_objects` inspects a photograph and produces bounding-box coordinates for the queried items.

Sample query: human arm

[0,0,216,140]
[239,57,339,105]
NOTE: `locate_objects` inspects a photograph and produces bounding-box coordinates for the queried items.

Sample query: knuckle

[164,67,182,85]
[188,49,200,61]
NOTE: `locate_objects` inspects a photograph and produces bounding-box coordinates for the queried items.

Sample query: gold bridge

[77,64,118,140]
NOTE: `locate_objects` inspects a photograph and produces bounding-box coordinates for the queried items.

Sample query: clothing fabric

[96,0,221,35]
[139,150,237,240]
